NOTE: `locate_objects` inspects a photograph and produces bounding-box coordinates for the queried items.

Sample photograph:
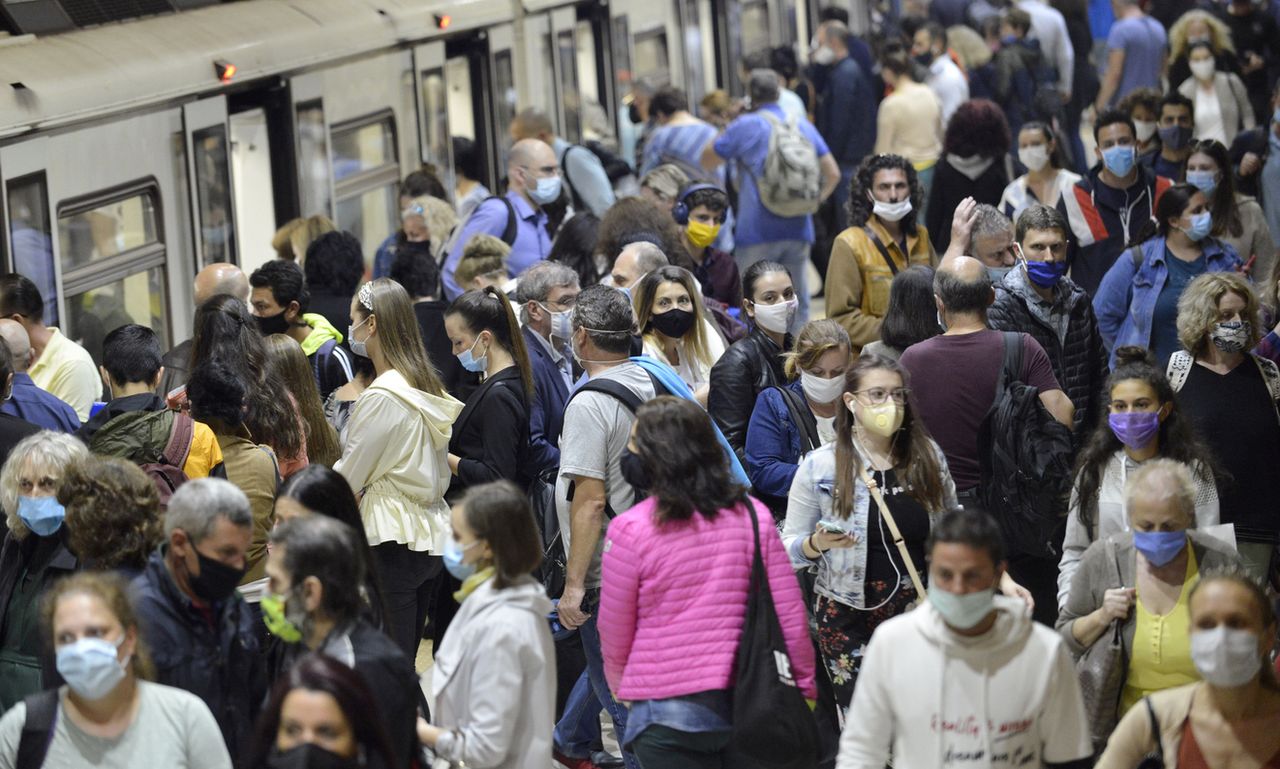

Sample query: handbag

[1075,537,1127,755]
[855,462,928,607]
[725,504,819,769]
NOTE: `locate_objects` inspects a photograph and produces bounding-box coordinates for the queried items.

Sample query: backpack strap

[773,385,820,455]
[862,226,900,276]
[565,372,668,518]
[1166,350,1194,393]
[560,145,588,210]
[163,412,195,469]
[1252,354,1280,423]
[16,689,59,769]
[994,331,1024,406]
[480,196,518,247]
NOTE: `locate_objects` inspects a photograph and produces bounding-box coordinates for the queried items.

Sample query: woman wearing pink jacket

[599,395,817,767]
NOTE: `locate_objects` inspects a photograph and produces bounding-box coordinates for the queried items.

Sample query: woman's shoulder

[139,680,218,716]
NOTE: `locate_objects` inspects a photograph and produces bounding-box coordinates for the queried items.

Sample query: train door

[182,96,238,269]
[487,24,518,187]
[1,138,63,326]
[414,41,452,185]
[292,72,336,224]
[549,8,581,143]
[445,34,494,191]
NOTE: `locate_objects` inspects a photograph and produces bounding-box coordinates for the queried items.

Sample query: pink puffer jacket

[599,496,817,701]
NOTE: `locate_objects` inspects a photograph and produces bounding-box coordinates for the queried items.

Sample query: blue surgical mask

[1133,530,1187,567]
[986,265,1015,283]
[1185,170,1218,197]
[929,586,995,630]
[443,537,481,580]
[528,175,563,206]
[18,495,65,537]
[56,636,128,701]
[1102,145,1136,177]
[456,336,489,373]
[1183,211,1213,241]
[1024,259,1068,288]
[347,316,371,358]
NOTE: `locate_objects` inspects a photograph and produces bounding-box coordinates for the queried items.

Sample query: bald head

[194,263,249,306]
[611,242,669,290]
[934,256,993,316]
[508,139,558,198]
[0,319,31,372]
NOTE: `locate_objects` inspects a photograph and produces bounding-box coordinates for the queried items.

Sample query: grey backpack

[751,112,821,218]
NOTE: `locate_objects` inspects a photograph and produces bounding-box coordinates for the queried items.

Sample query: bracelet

[807,533,821,556]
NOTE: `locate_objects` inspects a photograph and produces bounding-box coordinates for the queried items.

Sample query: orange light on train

[214,60,237,83]
[435,14,451,30]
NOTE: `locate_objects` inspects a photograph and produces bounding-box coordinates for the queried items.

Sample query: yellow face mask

[686,220,721,249]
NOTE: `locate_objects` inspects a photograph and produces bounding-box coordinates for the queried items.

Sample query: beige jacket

[1178,73,1256,145]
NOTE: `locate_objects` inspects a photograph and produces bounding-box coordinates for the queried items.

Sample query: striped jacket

[1058,165,1173,296]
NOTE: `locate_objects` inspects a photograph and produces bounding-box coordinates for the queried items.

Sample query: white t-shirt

[1195,83,1227,145]
[815,415,837,446]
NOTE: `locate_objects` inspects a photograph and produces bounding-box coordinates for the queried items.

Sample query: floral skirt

[815,576,918,722]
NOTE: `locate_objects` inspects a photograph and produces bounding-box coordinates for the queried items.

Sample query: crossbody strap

[854,462,927,600]
[862,226,899,276]
[774,386,820,454]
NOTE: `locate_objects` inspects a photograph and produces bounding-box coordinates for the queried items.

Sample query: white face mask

[800,371,844,404]
[1134,119,1157,143]
[872,198,913,223]
[812,45,836,65]
[1018,145,1050,172]
[540,303,573,339]
[1191,626,1262,687]
[1190,58,1217,82]
[752,297,798,334]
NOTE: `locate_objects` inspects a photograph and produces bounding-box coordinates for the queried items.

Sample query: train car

[0,0,830,366]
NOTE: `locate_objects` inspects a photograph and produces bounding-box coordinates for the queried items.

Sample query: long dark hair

[1188,139,1243,238]
[834,356,948,517]
[632,396,750,522]
[445,287,535,397]
[848,153,923,232]
[247,653,398,769]
[1072,346,1218,538]
[280,465,388,630]
[879,265,941,352]
[548,213,601,288]
[1138,182,1200,246]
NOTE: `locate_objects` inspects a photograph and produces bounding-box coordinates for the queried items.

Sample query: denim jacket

[781,440,956,608]
[1092,236,1241,367]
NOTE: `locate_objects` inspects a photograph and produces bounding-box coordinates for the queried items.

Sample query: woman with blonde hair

[1168,272,1280,581]
[745,319,851,517]
[633,266,726,404]
[272,214,336,262]
[335,278,464,658]
[263,334,341,468]
[1166,10,1239,96]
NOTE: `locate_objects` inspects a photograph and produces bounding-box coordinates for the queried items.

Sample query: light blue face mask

[347,316,372,358]
[456,335,489,373]
[56,636,127,701]
[443,536,481,580]
[18,495,65,537]
[986,265,1015,283]
[1102,145,1136,177]
[1183,210,1213,241]
[1185,170,1218,197]
[528,175,563,206]
[929,587,995,630]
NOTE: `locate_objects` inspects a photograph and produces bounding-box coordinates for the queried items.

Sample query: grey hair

[1015,204,1069,243]
[1125,458,1197,527]
[516,261,580,324]
[622,242,670,276]
[971,204,1014,240]
[748,69,781,105]
[164,478,252,543]
[1,431,89,538]
[572,284,635,354]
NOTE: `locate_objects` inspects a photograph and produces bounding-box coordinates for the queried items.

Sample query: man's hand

[559,583,591,629]
[1240,152,1262,177]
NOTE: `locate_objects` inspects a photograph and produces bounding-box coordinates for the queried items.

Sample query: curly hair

[303,231,365,298]
[59,456,160,572]
[1118,87,1162,121]
[943,99,1011,158]
[848,153,924,231]
[1169,9,1236,60]
[1,431,89,539]
[1177,272,1262,357]
[597,197,687,270]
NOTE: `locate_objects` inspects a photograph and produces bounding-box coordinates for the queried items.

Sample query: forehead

[752,271,793,295]
[929,541,995,570]
[18,457,55,480]
[281,689,346,723]
[1161,103,1191,118]
[654,280,690,299]
[871,168,908,187]
[251,287,279,303]
[1218,291,1247,310]
[53,592,115,631]
[1098,123,1135,143]
[858,368,902,389]
[1190,580,1261,619]
[972,231,1013,252]
[1022,227,1065,243]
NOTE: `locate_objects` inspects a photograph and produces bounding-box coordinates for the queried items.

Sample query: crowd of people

[1,0,1280,767]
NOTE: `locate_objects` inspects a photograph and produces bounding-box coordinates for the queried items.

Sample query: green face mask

[261,592,302,643]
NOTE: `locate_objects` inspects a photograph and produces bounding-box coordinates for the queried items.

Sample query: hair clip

[358,282,375,311]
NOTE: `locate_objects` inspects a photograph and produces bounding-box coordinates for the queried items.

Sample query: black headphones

[672,183,726,225]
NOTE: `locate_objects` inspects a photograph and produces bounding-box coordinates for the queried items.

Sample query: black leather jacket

[709,327,790,464]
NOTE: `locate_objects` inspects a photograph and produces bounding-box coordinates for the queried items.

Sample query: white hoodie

[837,595,1091,769]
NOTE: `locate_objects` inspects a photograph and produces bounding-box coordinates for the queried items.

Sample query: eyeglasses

[854,387,911,405]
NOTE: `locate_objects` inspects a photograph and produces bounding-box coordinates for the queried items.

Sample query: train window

[740,0,770,56]
[6,174,58,325]
[56,185,168,366]
[331,114,400,269]
[633,29,671,86]
[557,29,582,143]
[446,57,476,141]
[296,100,333,218]
[613,15,632,104]
[493,51,517,144]
[193,125,237,267]
[421,68,450,169]
[680,0,707,105]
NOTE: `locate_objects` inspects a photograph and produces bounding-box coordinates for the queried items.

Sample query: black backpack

[976,332,1074,559]
[16,689,57,769]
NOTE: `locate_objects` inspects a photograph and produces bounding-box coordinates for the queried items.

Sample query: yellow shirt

[1121,547,1200,714]
[29,328,99,422]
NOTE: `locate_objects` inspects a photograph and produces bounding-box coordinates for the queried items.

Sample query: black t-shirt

[864,468,931,585]
[1180,360,1280,535]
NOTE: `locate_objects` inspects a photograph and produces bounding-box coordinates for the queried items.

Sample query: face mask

[527,174,563,205]
[443,536,481,581]
[18,495,64,537]
[686,220,721,249]
[188,549,246,604]
[929,587,995,631]
[457,335,489,373]
[256,311,291,336]
[649,308,697,338]
[800,371,844,404]
[986,264,1015,283]
[1186,169,1218,196]
[1182,210,1213,241]
[1211,319,1250,353]
[1134,120,1158,143]
[267,743,361,769]
[812,46,836,65]
[1191,626,1263,687]
[1102,145,1137,177]
[872,198,913,223]
[853,400,904,437]
[1108,411,1161,450]
[1024,259,1068,288]
[1133,530,1187,567]
[540,304,573,339]
[261,590,304,643]
[1018,145,1050,172]
[57,636,128,701]
[913,52,934,67]
[1158,124,1193,151]
[752,298,797,334]
[347,316,371,358]
[1190,58,1217,81]
[619,446,650,494]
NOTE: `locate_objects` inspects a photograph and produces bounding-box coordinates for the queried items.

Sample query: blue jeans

[555,670,603,757]
[735,240,811,330]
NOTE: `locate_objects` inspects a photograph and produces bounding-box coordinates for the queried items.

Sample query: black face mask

[189,548,247,604]
[628,103,644,125]
[266,744,361,769]
[619,447,650,495]
[913,52,934,67]
[256,311,291,336]
[648,308,697,338]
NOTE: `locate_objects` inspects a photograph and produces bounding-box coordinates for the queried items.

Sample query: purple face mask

[1108,411,1160,450]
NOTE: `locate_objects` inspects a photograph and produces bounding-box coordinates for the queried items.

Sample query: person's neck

[942,312,986,335]
[1202,679,1270,721]
[69,675,137,724]
[1029,279,1055,303]
[1166,231,1203,261]
[26,324,50,358]
[876,215,903,240]
[457,178,478,198]
[1101,166,1139,189]
[484,347,516,380]
[1120,5,1144,19]
[371,347,392,379]
[304,615,337,651]
[582,351,629,377]
[286,321,311,345]
[1124,437,1160,463]
[683,235,707,265]
[413,295,438,304]
[112,382,154,399]
[809,398,837,418]
[1201,343,1245,370]
[163,554,206,607]
[1145,545,1190,583]
[516,186,539,211]
[1162,145,1191,162]
[951,610,999,637]
[1027,165,1057,184]
[760,327,786,348]
[856,427,894,464]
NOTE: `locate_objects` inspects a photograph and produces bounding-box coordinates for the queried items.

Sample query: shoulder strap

[855,462,927,601]
[1166,350,1194,393]
[1130,245,1144,270]
[1252,355,1280,423]
[993,331,1023,406]
[163,412,195,468]
[16,689,59,769]
[480,196,518,246]
[561,145,587,209]
[572,377,646,414]
[774,385,820,454]
[1143,697,1165,765]
[862,226,899,276]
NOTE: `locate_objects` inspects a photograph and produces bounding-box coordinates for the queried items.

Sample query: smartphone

[817,520,851,536]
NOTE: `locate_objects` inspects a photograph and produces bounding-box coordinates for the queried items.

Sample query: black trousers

[370,542,443,659]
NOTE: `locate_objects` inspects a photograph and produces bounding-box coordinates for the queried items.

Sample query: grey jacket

[1055,530,1243,658]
